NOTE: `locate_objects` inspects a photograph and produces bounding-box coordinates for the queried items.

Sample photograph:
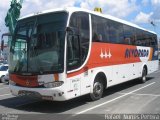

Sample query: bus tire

[90,76,104,101]
[140,67,147,83]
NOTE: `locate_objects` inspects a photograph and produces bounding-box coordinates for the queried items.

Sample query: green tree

[5,0,23,35]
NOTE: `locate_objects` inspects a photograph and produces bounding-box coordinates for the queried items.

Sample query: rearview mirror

[1,33,12,51]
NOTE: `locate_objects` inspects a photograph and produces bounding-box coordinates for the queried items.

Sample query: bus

[8,7,159,101]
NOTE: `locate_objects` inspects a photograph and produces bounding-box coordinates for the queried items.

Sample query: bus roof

[19,7,156,35]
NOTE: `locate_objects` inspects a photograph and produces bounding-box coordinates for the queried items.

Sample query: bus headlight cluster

[44,81,64,88]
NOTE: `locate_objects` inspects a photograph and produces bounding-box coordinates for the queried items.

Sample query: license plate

[18,90,36,96]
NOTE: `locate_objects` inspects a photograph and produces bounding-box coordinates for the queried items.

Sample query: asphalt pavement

[0,68,160,120]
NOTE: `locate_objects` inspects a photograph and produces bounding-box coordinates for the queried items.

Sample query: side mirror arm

[1,33,12,51]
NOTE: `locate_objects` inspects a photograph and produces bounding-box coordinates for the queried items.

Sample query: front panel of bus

[9,9,93,101]
[9,12,69,101]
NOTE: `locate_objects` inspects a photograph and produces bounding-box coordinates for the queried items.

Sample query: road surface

[0,68,160,120]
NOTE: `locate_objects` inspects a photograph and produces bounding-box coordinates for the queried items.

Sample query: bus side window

[135,29,143,46]
[93,32,103,42]
[108,20,123,44]
[123,25,136,45]
[92,15,109,42]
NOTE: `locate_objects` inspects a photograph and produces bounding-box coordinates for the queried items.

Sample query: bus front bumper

[9,85,67,101]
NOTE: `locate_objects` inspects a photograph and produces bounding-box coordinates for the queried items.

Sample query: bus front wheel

[141,67,147,83]
[90,76,104,101]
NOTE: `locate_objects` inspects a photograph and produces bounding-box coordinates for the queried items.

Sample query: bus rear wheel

[90,76,104,101]
[141,67,147,83]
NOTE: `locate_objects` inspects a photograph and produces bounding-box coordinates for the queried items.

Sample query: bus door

[66,12,90,97]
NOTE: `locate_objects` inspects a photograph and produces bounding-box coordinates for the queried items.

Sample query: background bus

[9,7,159,101]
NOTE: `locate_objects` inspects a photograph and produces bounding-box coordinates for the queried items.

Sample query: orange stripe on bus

[149,47,153,61]
[10,74,38,87]
[67,42,150,78]
[54,74,59,81]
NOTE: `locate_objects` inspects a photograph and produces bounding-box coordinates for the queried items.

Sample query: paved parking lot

[0,69,160,120]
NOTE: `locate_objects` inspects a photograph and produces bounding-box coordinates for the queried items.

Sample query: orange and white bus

[9,7,159,101]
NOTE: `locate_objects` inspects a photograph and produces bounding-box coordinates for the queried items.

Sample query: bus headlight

[44,81,64,88]
[9,80,16,86]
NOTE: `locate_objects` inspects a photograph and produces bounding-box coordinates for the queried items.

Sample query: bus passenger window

[92,15,109,42]
[93,32,102,42]
[108,20,123,44]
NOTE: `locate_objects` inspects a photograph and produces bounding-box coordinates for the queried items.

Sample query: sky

[0,0,160,40]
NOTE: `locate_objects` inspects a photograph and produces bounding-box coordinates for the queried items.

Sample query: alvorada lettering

[125,49,149,58]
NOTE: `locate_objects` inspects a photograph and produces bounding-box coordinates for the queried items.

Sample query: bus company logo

[100,49,112,59]
[125,48,149,58]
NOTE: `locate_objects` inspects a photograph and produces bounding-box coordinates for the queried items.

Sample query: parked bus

[8,7,159,101]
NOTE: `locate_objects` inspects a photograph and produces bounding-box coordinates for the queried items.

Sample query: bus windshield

[10,12,68,75]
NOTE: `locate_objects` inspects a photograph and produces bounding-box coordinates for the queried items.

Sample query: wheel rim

[93,82,103,99]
